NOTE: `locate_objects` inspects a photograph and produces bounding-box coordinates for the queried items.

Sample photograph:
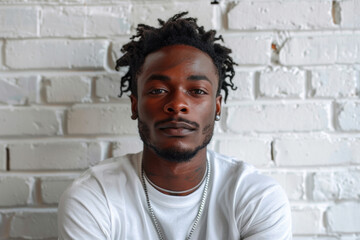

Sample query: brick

[226,102,331,133]
[9,210,57,238]
[0,177,31,207]
[5,39,107,69]
[264,171,305,200]
[259,67,305,98]
[0,145,6,171]
[112,138,143,157]
[0,41,4,69]
[275,137,360,166]
[0,7,37,37]
[326,202,360,232]
[95,74,123,101]
[312,169,360,201]
[0,107,61,136]
[340,237,360,240]
[45,76,91,103]
[9,141,102,170]
[67,104,137,135]
[217,138,271,167]
[279,35,360,65]
[108,39,129,70]
[228,1,333,30]
[40,6,85,37]
[337,101,360,131]
[130,2,213,31]
[227,71,254,100]
[0,211,12,239]
[0,76,39,105]
[292,207,324,234]
[340,0,360,28]
[224,35,272,65]
[41,176,78,204]
[310,67,358,98]
[85,5,131,36]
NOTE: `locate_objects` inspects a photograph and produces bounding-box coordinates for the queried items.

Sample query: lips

[158,121,197,137]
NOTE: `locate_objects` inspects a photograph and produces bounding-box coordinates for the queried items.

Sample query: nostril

[180,108,187,112]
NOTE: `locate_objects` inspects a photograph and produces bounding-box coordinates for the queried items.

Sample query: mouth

[158,121,197,137]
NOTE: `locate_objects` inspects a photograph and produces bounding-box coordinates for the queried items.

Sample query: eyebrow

[146,74,212,84]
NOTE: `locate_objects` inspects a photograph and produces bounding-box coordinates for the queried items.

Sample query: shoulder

[209,150,277,191]
[74,151,142,187]
[59,152,142,216]
[57,152,143,239]
[209,150,291,236]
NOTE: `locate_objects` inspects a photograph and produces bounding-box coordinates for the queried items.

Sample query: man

[58,12,292,239]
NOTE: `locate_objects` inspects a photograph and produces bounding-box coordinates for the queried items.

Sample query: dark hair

[115,12,237,102]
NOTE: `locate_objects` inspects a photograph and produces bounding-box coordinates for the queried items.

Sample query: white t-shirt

[58,150,292,240]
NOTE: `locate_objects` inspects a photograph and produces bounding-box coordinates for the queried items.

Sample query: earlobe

[130,95,138,120]
[215,95,222,118]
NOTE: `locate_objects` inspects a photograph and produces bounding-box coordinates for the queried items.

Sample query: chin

[151,146,202,163]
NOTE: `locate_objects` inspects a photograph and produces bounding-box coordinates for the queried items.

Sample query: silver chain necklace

[143,164,208,195]
[141,159,211,240]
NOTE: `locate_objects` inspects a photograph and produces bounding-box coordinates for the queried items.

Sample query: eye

[149,89,167,95]
[190,89,207,95]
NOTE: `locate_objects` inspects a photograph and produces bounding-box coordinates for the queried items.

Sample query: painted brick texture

[0,0,359,238]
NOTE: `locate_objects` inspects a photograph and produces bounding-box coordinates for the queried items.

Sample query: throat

[143,165,208,196]
[142,147,208,196]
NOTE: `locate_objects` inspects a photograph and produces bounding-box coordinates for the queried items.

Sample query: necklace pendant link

[141,159,211,240]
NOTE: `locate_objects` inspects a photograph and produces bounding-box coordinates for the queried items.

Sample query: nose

[163,91,189,114]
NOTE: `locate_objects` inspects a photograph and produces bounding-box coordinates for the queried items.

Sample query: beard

[138,118,214,163]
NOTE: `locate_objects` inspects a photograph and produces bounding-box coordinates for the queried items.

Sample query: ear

[215,95,222,116]
[130,94,138,120]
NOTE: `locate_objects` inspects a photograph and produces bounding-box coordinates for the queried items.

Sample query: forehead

[138,44,218,84]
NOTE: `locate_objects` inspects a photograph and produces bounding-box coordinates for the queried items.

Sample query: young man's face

[131,44,222,162]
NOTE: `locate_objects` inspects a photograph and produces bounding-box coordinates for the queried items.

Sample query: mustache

[154,117,200,129]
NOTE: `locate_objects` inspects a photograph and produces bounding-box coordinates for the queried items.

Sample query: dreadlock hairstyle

[115,12,237,102]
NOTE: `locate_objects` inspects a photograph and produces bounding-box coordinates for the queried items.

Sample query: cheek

[138,99,159,119]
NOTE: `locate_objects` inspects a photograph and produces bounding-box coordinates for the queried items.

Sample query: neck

[142,147,208,196]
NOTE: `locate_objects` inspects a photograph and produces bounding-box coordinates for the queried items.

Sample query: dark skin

[130,45,222,196]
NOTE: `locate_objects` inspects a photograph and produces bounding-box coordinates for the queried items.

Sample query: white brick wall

[312,169,360,201]
[225,35,272,65]
[45,76,91,103]
[280,35,360,65]
[259,67,305,98]
[0,176,32,207]
[9,141,103,170]
[0,107,62,136]
[274,137,360,166]
[40,175,79,204]
[226,102,331,133]
[5,39,107,69]
[67,104,137,135]
[0,145,6,171]
[228,1,334,30]
[337,101,360,131]
[310,66,358,98]
[0,76,39,105]
[291,206,325,234]
[9,210,58,238]
[326,202,360,232]
[217,137,272,167]
[0,7,38,38]
[0,0,359,238]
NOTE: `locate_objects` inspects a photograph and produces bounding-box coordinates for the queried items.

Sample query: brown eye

[190,89,207,95]
[149,89,167,95]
